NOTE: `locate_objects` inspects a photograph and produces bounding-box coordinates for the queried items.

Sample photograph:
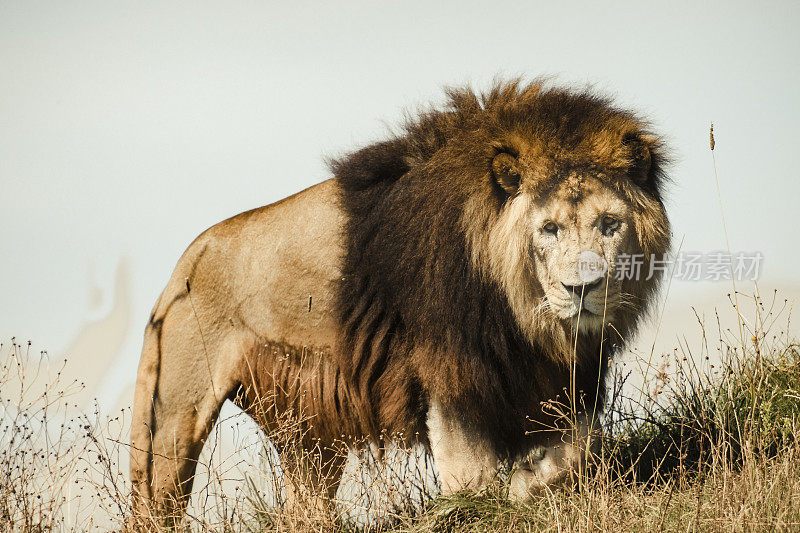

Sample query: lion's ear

[620,132,657,185]
[491,152,521,195]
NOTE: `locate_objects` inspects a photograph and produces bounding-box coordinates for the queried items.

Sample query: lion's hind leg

[129,304,247,528]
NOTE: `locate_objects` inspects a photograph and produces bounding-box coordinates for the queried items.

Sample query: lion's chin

[552,305,609,332]
[570,311,607,332]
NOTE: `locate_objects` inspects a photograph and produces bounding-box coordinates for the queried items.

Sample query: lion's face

[466,132,667,342]
[526,175,632,331]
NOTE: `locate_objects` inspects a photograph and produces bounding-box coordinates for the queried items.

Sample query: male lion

[130,80,670,524]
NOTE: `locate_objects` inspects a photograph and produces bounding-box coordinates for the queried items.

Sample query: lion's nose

[562,278,603,295]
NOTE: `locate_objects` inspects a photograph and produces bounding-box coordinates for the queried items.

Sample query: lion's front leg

[426,400,500,495]
[508,417,600,500]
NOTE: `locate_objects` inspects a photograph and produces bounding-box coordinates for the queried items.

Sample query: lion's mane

[330,80,670,459]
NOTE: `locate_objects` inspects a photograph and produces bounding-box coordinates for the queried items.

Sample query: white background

[2,1,799,411]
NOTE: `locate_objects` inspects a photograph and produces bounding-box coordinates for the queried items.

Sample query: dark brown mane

[332,80,668,197]
[329,80,668,459]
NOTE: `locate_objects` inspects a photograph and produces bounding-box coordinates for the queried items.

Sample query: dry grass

[1,289,798,532]
[0,340,130,530]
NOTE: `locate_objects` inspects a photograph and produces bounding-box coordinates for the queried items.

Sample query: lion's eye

[600,215,620,236]
[542,221,559,235]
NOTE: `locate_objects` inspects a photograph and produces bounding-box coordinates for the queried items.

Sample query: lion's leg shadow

[507,415,601,500]
[425,400,600,502]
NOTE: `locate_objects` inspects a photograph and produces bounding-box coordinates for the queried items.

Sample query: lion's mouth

[545,296,612,327]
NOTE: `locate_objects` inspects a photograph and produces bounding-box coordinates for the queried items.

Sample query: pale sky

[2,1,799,410]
